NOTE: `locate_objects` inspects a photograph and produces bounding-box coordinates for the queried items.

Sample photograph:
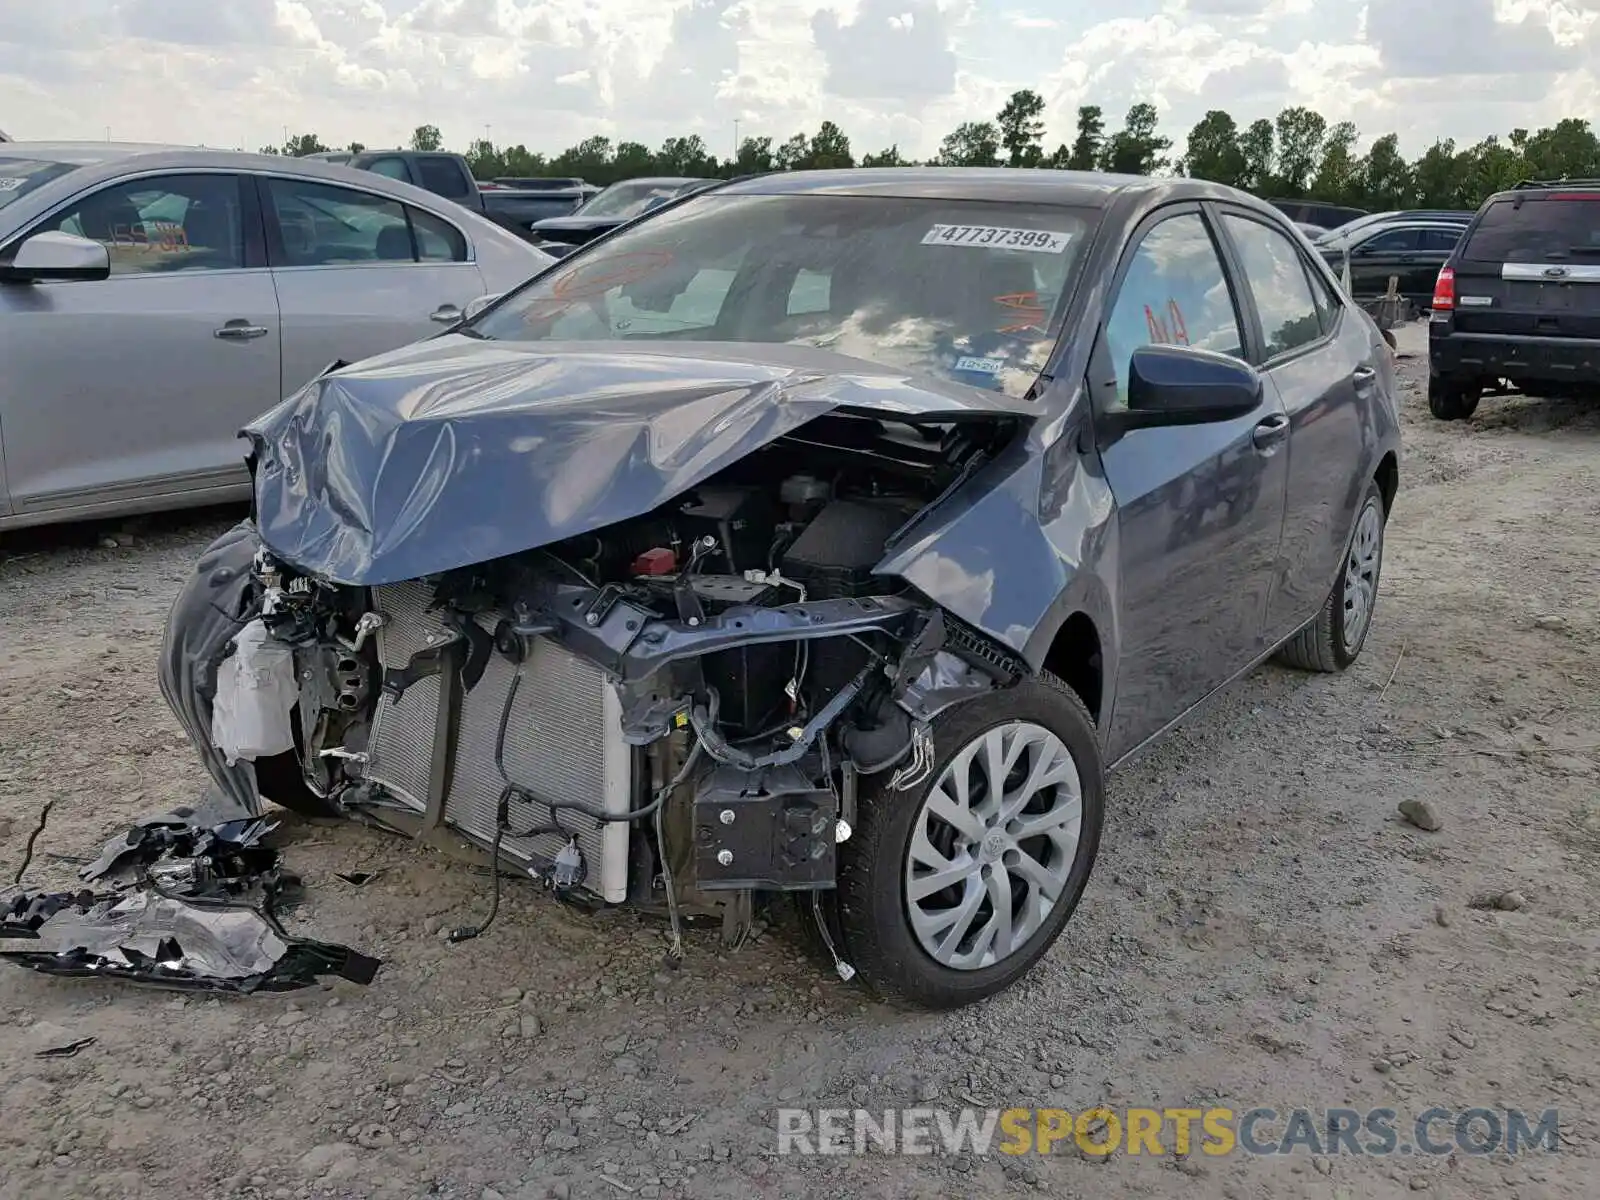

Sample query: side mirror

[462,293,501,322]
[0,231,112,284]
[1117,344,1262,428]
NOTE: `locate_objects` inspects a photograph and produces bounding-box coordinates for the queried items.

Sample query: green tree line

[260,91,1600,213]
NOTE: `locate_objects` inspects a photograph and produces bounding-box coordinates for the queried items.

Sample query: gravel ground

[1,320,1596,1200]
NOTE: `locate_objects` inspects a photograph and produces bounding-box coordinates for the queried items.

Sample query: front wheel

[835,675,1104,1009]
[1276,480,1386,673]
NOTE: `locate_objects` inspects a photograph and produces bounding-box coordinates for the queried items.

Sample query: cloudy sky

[1,0,1595,161]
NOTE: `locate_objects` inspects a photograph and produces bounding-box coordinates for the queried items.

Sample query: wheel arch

[1374,450,1398,516]
[1041,610,1104,724]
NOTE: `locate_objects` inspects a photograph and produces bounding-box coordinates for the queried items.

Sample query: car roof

[0,140,378,175]
[0,141,535,248]
[1356,219,1469,230]
[1484,179,1600,205]
[603,176,710,188]
[0,140,200,164]
[714,167,1242,206]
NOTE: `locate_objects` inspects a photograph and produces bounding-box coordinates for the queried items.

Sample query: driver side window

[1102,212,1244,408]
[48,174,245,276]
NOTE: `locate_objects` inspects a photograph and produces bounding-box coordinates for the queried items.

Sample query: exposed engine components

[691,763,840,891]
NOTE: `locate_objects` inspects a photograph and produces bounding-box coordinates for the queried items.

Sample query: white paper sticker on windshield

[0,178,26,192]
[954,356,1005,374]
[922,224,1071,253]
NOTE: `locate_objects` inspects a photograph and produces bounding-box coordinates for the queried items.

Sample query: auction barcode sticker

[922,224,1072,253]
[0,178,25,192]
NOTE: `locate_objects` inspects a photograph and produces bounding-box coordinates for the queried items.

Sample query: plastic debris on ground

[0,798,380,994]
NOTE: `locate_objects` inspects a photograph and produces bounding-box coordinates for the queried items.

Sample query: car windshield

[1461,196,1600,262]
[0,156,83,211]
[577,181,694,220]
[471,193,1095,397]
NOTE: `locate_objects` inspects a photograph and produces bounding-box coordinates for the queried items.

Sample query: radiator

[362,582,633,903]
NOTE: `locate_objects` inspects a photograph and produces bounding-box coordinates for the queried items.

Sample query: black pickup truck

[307,150,590,238]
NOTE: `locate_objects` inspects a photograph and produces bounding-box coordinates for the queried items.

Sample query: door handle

[430,304,463,324]
[214,320,269,341]
[1352,366,1378,392]
[1251,413,1290,451]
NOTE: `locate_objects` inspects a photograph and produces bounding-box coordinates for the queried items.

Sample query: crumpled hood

[244,336,1033,586]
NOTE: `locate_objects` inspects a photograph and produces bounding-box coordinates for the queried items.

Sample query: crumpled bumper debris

[0,804,380,994]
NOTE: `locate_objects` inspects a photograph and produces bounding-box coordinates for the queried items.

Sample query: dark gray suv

[162,169,1401,1008]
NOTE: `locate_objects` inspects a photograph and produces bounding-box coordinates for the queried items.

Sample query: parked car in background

[1295,222,1328,240]
[1318,209,1473,245]
[527,176,719,257]
[329,150,592,236]
[1427,178,1600,420]
[1269,199,1368,230]
[162,167,1399,1009]
[1317,219,1466,306]
[0,141,553,532]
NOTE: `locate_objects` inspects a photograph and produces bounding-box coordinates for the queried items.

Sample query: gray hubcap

[904,721,1083,971]
[1343,501,1383,647]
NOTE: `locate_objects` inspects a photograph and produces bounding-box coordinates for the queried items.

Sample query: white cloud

[0,0,1590,160]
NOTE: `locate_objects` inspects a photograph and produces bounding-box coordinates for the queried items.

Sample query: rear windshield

[1461,196,1600,263]
[0,157,82,211]
[471,193,1096,398]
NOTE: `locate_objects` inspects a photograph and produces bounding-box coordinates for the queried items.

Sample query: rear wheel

[1276,480,1386,673]
[835,675,1104,1009]
[1427,376,1480,421]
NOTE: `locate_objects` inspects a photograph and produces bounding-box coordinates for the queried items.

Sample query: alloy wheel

[903,721,1084,971]
[1343,500,1383,648]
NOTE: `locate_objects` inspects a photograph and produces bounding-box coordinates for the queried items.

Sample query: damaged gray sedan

[161,169,1401,1008]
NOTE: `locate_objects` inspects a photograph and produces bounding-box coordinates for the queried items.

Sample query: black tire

[1276,480,1386,673]
[834,673,1105,1010]
[1427,376,1480,421]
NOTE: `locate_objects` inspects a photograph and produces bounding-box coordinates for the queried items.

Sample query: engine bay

[225,410,1024,957]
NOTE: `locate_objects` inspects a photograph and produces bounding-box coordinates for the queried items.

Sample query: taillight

[1432,266,1455,311]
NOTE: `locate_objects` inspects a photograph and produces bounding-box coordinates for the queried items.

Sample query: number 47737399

[921,224,1072,254]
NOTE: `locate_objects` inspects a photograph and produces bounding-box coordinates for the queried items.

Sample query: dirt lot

[0,321,1596,1200]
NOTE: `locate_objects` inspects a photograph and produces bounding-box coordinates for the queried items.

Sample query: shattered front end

[157,344,1040,975]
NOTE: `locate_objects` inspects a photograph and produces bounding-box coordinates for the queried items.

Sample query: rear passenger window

[1103,212,1244,405]
[1222,215,1324,359]
[267,178,413,266]
[1420,228,1462,252]
[410,207,468,262]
